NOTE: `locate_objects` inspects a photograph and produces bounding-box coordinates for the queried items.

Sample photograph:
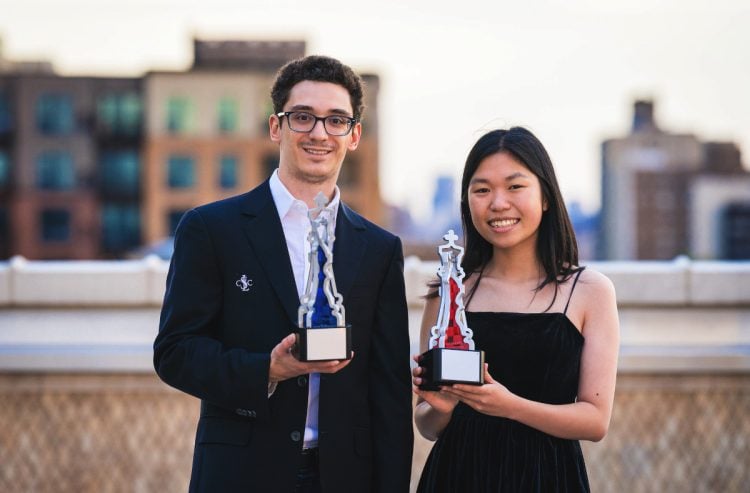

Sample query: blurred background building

[0,38,383,260]
[600,100,750,260]
[3,36,750,264]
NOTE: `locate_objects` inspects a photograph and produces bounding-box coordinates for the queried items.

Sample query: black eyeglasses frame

[276,111,358,136]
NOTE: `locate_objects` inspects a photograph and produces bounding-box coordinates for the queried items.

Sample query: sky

[1,0,748,219]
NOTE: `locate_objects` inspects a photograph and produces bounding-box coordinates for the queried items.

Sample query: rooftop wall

[3,255,748,308]
[1,256,749,373]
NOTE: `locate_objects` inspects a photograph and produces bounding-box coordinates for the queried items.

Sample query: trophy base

[418,347,485,390]
[295,325,352,362]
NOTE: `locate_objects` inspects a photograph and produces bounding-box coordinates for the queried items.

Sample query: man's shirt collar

[269,169,340,221]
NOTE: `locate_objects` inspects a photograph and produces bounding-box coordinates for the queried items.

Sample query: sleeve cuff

[267,381,278,398]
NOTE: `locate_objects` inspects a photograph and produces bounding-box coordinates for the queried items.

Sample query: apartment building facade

[600,101,750,260]
[0,72,142,259]
[1,38,384,259]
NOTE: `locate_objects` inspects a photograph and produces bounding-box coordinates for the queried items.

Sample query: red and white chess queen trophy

[418,230,485,390]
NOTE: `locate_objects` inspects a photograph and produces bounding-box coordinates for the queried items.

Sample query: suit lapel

[333,203,366,302]
[240,182,300,328]
[239,183,367,327]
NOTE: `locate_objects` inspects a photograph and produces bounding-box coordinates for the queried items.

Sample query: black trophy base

[418,347,485,390]
[295,324,352,362]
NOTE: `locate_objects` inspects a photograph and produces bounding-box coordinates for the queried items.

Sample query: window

[0,207,8,259]
[98,93,142,136]
[0,207,7,234]
[41,209,71,242]
[168,210,187,236]
[167,155,195,188]
[101,203,141,251]
[100,150,139,195]
[218,98,238,133]
[37,151,75,190]
[219,154,238,189]
[166,97,194,134]
[0,151,8,187]
[260,98,275,130]
[0,93,10,134]
[262,153,279,179]
[36,94,74,135]
[723,203,750,260]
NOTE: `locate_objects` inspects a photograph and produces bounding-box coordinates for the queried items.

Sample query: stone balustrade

[2,255,748,308]
[2,255,748,372]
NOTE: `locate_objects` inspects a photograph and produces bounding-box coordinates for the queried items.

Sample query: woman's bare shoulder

[575,267,618,318]
[577,267,615,291]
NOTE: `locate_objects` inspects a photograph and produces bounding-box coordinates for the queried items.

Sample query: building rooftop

[192,38,306,71]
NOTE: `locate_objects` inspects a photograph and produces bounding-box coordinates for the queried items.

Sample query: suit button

[291,431,301,442]
[297,376,308,387]
[249,410,257,418]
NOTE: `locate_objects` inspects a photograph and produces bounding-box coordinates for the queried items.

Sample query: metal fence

[0,374,196,493]
[1,372,749,493]
[582,373,750,492]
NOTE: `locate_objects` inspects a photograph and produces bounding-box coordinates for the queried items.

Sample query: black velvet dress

[417,311,590,492]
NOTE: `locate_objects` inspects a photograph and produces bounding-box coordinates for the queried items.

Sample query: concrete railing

[0,256,750,308]
[2,255,748,372]
[2,255,748,308]
[0,255,169,307]
[405,256,750,307]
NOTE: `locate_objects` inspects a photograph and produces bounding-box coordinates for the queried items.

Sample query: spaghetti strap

[563,268,585,315]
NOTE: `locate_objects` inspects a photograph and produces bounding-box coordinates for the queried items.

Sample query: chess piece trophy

[418,230,484,390]
[295,192,352,361]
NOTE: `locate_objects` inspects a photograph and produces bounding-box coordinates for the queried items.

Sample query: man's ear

[269,114,281,143]
[347,121,362,151]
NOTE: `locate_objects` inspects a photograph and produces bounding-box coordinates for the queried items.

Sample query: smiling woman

[467,153,547,254]
[412,127,620,493]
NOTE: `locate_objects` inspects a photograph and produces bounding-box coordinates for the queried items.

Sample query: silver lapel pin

[236,275,253,292]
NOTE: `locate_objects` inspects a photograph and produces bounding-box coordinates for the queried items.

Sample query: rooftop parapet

[192,38,306,71]
[0,256,749,373]
[1,256,749,308]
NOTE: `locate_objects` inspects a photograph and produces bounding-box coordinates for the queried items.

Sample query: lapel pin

[236,275,253,292]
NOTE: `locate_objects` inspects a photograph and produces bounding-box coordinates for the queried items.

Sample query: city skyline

[1,0,748,219]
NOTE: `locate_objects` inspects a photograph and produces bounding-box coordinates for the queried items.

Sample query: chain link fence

[582,373,750,492]
[0,374,196,493]
[1,372,748,492]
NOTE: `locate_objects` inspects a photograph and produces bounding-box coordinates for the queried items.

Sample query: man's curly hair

[271,55,365,120]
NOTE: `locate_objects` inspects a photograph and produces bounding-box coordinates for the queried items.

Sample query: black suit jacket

[154,180,414,493]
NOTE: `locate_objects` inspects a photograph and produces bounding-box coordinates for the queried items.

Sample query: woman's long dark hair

[455,127,580,308]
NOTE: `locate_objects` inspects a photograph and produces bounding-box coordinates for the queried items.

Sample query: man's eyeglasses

[277,111,358,136]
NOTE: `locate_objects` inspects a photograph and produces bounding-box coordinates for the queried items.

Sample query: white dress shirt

[269,169,340,450]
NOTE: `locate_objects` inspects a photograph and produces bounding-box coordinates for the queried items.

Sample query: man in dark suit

[153,55,413,492]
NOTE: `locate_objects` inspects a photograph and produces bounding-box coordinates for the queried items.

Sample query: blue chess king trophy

[418,230,484,390]
[295,192,352,362]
